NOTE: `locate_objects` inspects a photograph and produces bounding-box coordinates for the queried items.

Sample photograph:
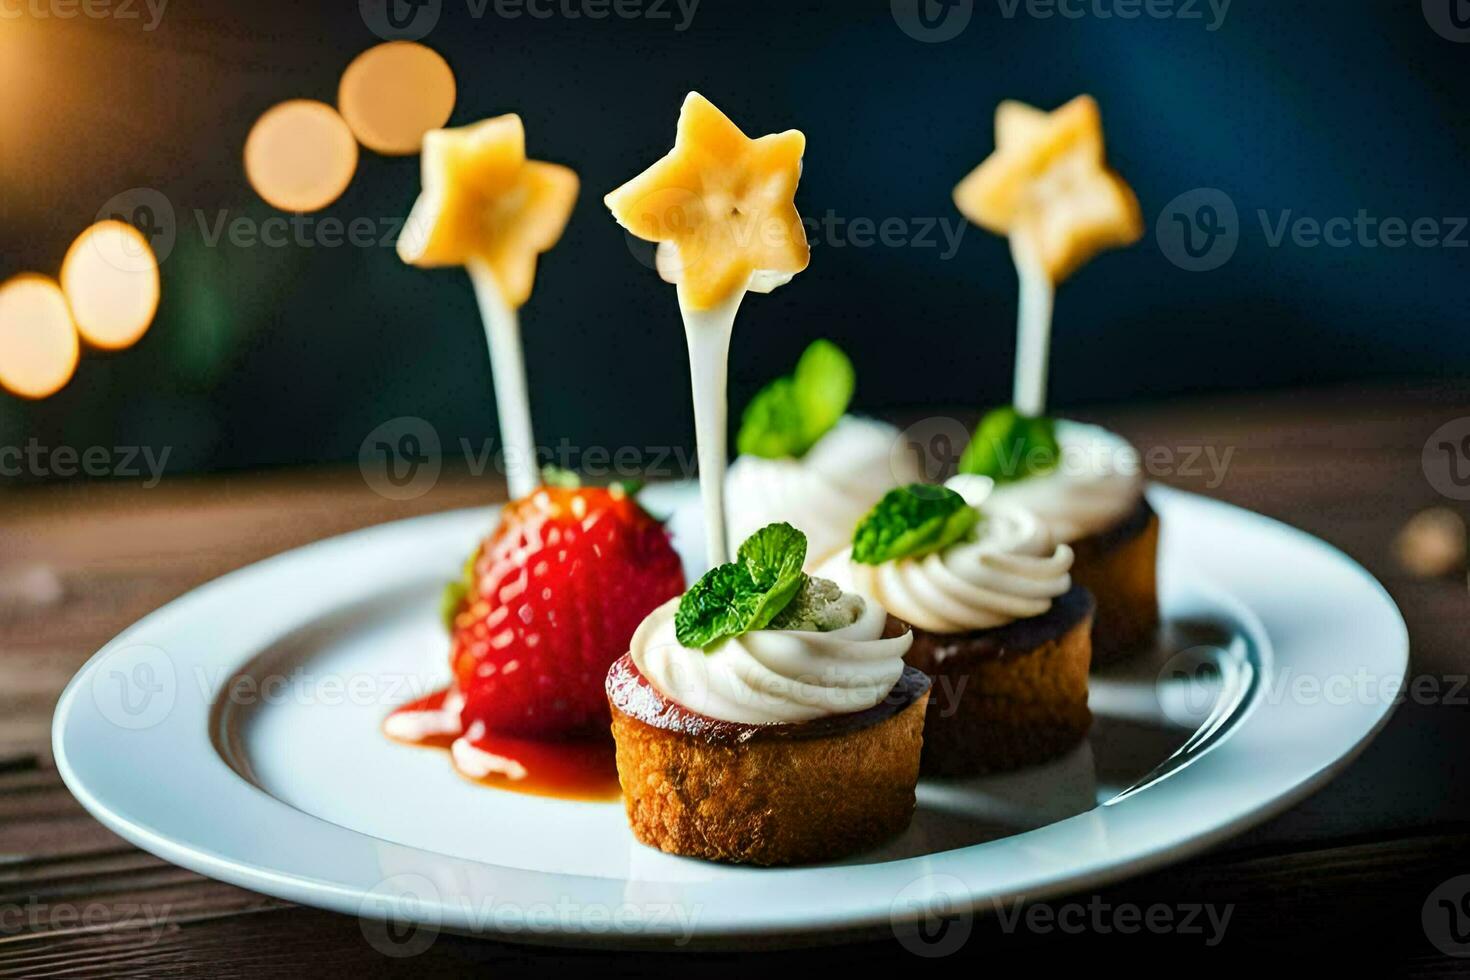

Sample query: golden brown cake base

[901,586,1094,777]
[606,656,930,866]
[1071,499,1160,665]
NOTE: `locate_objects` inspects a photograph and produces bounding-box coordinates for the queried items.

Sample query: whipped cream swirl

[727,415,921,568]
[982,420,1143,543]
[821,477,1073,634]
[628,592,912,725]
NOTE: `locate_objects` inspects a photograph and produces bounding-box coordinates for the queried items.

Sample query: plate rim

[52,483,1409,945]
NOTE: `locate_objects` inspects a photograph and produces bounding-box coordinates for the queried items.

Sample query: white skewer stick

[1011,235,1055,418]
[678,286,745,569]
[467,260,538,500]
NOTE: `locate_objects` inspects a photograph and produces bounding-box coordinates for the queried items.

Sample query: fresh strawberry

[448,482,685,737]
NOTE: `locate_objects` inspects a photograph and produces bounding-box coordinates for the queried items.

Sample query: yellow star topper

[604,92,809,311]
[953,95,1142,283]
[398,114,579,307]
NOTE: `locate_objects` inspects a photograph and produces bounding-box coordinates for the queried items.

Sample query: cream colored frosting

[981,420,1143,543]
[628,592,911,724]
[727,415,922,569]
[820,476,1073,634]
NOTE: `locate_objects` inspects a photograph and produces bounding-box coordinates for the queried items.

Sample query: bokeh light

[0,275,80,400]
[61,221,161,351]
[339,42,456,156]
[244,100,359,212]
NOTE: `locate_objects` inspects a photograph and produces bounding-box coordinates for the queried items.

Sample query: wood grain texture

[3,382,1468,972]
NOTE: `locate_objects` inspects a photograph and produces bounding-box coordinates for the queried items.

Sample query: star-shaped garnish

[953,95,1142,283]
[605,92,809,311]
[398,114,578,308]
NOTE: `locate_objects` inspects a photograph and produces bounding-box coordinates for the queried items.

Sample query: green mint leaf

[675,523,809,649]
[737,521,807,588]
[736,340,855,459]
[851,485,980,565]
[736,377,807,458]
[958,407,1060,483]
[673,564,768,650]
[793,339,855,446]
[736,522,807,630]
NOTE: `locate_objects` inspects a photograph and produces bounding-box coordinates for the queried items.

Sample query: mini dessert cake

[608,524,928,865]
[949,96,1152,662]
[727,339,921,568]
[822,476,1093,776]
[603,96,930,862]
[956,407,1155,662]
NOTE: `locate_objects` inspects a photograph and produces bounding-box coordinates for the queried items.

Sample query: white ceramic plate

[53,484,1407,947]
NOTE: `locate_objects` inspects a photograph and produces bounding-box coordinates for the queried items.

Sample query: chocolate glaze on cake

[605,655,931,746]
[901,584,1096,672]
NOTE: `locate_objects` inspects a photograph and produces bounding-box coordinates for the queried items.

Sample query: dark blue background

[3,0,1467,479]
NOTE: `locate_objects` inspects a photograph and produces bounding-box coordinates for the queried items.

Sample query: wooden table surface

[3,383,1469,975]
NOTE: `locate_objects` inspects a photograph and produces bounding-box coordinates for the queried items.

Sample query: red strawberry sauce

[384,687,621,801]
